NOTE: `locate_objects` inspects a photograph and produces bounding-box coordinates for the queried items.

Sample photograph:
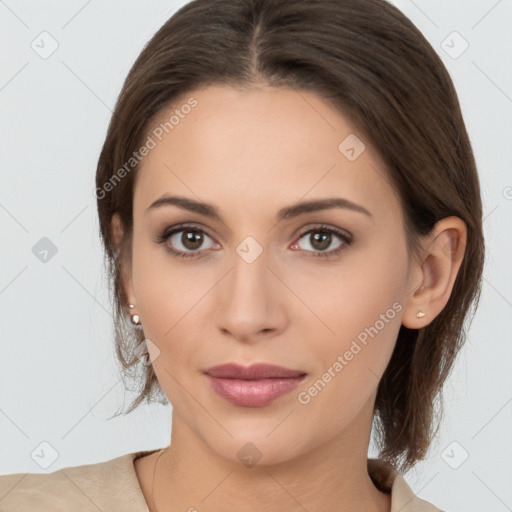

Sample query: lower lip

[205,374,306,407]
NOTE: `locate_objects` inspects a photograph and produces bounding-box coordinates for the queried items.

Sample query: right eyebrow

[146,194,372,221]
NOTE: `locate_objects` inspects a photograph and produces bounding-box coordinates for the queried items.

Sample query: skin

[111,85,466,512]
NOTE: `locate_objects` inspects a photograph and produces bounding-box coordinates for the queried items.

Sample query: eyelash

[153,223,353,259]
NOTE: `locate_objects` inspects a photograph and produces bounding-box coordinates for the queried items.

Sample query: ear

[402,216,467,329]
[111,213,136,309]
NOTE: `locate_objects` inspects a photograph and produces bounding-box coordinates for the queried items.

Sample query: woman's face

[123,85,418,465]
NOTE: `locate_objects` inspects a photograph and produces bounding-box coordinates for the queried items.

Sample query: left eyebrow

[146,194,372,221]
[277,197,372,220]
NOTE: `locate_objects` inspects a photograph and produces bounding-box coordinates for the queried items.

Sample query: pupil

[312,232,330,250]
[183,230,203,250]
[179,230,332,252]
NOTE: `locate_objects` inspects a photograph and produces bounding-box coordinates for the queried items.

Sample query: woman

[0,0,484,510]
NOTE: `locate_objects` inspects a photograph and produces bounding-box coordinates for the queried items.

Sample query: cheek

[134,265,205,407]
[130,242,208,395]
[297,235,407,343]
[293,283,404,435]
[294,234,408,396]
[131,234,207,336]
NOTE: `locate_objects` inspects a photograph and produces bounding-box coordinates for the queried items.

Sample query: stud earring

[416,311,426,319]
[128,304,142,326]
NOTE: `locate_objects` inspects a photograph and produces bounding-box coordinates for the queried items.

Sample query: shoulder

[0,452,151,512]
[368,458,444,512]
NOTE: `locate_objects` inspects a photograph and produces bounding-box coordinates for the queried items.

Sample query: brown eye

[167,228,216,253]
[155,225,219,258]
[179,229,204,250]
[308,231,333,251]
[291,225,352,258]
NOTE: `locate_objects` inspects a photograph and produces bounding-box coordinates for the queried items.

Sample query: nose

[215,249,287,344]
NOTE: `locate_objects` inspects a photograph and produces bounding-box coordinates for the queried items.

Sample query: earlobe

[402,216,467,329]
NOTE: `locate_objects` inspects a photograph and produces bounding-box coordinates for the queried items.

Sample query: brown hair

[95,0,485,472]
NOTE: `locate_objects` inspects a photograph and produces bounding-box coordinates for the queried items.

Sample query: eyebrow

[146,194,372,221]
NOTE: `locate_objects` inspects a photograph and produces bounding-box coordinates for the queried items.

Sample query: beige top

[0,450,443,511]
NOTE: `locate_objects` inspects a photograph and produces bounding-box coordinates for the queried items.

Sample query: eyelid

[162,222,216,240]
[293,223,353,243]
[155,221,353,258]
[159,223,219,249]
[290,224,352,257]
[160,221,352,243]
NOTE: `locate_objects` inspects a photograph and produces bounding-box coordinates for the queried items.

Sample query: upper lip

[204,363,307,380]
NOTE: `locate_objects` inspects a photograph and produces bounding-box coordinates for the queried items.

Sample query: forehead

[134,85,399,221]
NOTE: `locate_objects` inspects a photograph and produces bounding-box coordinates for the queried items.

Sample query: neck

[146,397,391,512]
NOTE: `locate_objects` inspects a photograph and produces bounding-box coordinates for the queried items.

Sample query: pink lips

[204,363,307,407]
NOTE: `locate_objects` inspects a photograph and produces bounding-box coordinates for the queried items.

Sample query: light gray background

[1,1,511,510]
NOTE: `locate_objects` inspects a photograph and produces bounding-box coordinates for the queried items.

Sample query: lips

[203,363,307,407]
[203,363,306,380]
